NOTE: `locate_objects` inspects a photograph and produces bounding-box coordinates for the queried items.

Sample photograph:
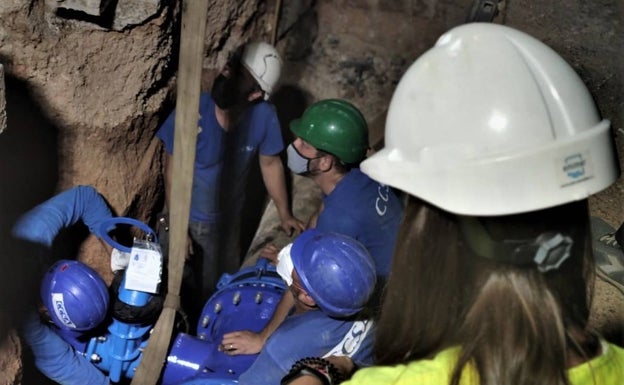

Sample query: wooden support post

[130,1,208,383]
[271,0,283,45]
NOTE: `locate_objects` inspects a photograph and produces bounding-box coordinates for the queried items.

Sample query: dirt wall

[0,0,622,383]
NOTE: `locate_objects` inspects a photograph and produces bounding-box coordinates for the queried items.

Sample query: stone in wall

[0,331,22,385]
[55,0,115,16]
[113,0,162,30]
[49,0,162,31]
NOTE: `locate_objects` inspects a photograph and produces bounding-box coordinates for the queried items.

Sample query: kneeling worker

[232,229,377,385]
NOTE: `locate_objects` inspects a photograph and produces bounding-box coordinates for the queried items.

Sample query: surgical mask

[276,243,294,286]
[211,73,242,109]
[287,143,316,175]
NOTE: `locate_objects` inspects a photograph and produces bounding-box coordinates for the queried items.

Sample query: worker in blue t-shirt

[156,42,303,317]
[286,99,403,277]
[221,99,403,356]
[235,229,377,385]
[220,42,305,274]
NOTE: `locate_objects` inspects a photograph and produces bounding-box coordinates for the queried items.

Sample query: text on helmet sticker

[52,293,76,328]
[558,151,595,188]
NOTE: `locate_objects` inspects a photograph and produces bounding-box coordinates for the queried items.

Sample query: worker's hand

[280,215,305,237]
[261,244,280,264]
[326,356,357,378]
[306,204,322,229]
[219,330,265,355]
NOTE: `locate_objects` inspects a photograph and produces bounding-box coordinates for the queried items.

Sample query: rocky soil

[0,0,622,383]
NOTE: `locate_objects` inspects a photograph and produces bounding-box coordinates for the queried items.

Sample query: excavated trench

[1,1,623,384]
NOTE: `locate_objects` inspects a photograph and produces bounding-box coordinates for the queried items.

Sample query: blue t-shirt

[315,169,403,278]
[238,311,374,385]
[222,101,284,198]
[156,93,226,224]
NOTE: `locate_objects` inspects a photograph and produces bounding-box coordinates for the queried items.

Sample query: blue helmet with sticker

[41,260,110,331]
[290,229,376,318]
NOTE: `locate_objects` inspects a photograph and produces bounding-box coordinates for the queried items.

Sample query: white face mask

[276,243,294,286]
[287,143,315,175]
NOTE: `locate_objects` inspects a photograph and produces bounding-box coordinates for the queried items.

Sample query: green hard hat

[290,99,369,164]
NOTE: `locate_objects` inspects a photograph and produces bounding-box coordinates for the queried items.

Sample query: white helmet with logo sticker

[361,23,619,216]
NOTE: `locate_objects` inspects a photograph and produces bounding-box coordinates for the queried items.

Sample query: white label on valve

[124,241,162,294]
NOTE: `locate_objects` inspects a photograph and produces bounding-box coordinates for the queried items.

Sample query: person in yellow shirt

[280,23,624,385]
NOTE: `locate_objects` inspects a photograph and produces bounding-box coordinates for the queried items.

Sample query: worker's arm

[281,356,356,385]
[20,312,110,385]
[220,290,295,355]
[306,202,323,229]
[12,185,114,246]
[259,154,304,236]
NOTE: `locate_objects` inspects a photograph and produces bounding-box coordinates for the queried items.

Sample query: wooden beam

[130,0,208,383]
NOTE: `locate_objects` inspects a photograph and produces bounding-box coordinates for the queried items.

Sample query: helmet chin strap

[458,216,574,273]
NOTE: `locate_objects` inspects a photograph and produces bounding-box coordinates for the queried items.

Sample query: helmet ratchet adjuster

[459,217,573,273]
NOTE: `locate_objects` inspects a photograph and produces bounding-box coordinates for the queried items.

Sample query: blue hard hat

[41,260,110,331]
[290,229,376,318]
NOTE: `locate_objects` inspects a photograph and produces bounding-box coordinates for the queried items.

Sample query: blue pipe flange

[99,217,158,253]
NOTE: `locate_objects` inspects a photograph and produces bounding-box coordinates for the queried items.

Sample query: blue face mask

[287,144,318,175]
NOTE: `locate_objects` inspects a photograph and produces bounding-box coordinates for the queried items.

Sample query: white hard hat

[241,42,282,100]
[361,23,619,216]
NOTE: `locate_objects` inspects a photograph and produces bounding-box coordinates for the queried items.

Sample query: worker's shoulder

[247,100,277,117]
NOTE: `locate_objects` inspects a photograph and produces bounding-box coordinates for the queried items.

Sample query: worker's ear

[247,90,264,102]
[297,290,316,308]
[220,64,232,78]
[317,154,334,173]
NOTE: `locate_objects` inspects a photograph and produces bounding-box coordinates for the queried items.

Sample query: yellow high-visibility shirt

[343,341,624,385]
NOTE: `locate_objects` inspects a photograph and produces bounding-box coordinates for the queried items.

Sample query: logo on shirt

[375,185,390,216]
[323,319,374,357]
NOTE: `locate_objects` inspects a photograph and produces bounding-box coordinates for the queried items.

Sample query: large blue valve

[162,258,286,384]
[51,216,285,384]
